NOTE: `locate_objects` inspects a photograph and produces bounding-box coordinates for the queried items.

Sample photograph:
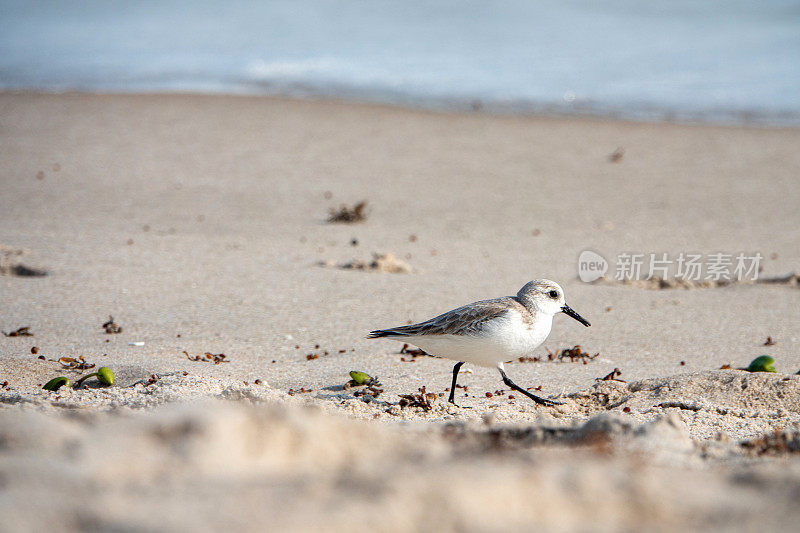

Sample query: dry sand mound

[565,370,800,440]
[4,369,797,443]
[0,373,286,411]
[2,398,800,532]
[3,368,799,531]
[324,370,800,442]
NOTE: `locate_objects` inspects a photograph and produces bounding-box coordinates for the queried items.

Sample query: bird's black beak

[561,304,591,327]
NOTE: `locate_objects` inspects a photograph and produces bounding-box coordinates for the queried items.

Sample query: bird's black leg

[448,361,464,404]
[498,368,562,406]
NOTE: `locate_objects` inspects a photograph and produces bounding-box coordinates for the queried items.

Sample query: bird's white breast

[407,309,553,368]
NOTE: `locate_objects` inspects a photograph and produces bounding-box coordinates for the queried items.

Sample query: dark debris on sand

[184,351,230,365]
[102,316,122,334]
[330,252,412,274]
[0,245,48,277]
[399,343,433,362]
[596,368,626,382]
[518,345,599,364]
[547,345,600,363]
[2,264,48,277]
[327,201,368,223]
[3,327,33,337]
[398,386,437,411]
[609,147,625,162]
[353,384,384,399]
[58,356,95,371]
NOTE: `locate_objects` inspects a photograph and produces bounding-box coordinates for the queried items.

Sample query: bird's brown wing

[368,297,518,338]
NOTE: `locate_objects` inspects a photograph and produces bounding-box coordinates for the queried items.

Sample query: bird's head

[517,279,590,326]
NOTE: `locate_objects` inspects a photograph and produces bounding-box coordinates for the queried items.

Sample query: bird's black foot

[499,368,563,407]
[526,394,563,407]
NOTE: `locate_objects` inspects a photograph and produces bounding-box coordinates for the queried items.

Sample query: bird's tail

[367,328,409,339]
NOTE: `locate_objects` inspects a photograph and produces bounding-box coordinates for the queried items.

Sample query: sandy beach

[2,92,800,531]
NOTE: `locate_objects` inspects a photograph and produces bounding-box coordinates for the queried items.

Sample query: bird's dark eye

[548,290,559,299]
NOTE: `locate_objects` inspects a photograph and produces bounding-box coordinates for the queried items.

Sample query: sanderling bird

[368,279,590,406]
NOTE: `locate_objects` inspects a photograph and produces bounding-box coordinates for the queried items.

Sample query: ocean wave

[1,0,798,126]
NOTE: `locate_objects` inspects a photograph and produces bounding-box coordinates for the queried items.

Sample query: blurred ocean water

[1,0,798,125]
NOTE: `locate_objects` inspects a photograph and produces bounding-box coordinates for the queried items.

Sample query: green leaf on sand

[746,355,776,373]
[97,367,114,386]
[43,377,71,391]
[73,367,115,389]
[349,371,371,385]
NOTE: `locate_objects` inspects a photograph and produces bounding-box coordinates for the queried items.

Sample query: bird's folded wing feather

[376,298,516,337]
